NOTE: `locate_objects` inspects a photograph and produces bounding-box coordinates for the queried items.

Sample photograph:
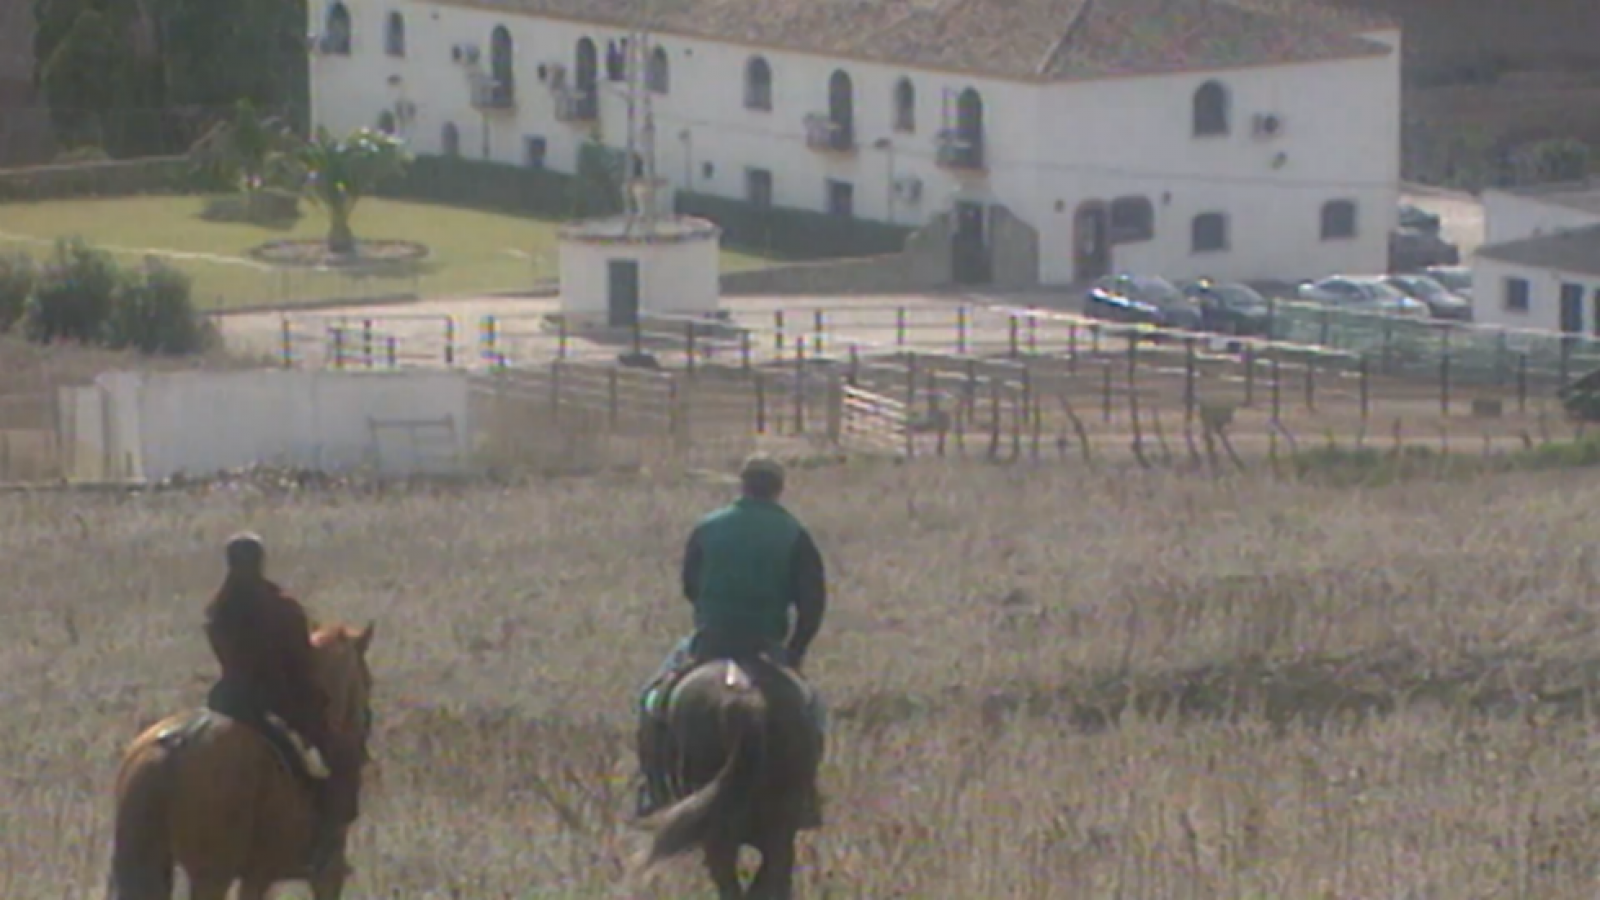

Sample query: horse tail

[104,742,180,900]
[636,685,767,869]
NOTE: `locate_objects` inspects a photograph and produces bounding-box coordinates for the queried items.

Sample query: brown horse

[104,621,377,900]
[632,655,823,900]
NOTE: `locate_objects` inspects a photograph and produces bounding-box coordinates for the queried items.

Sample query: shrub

[23,236,122,344]
[104,259,212,355]
[0,251,35,332]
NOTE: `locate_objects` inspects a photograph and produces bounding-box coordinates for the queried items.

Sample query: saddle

[198,681,329,790]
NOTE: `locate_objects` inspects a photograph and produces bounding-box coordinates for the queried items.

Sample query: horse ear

[355,621,376,655]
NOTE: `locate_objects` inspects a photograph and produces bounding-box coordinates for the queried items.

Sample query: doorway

[1560,282,1584,333]
[607,259,640,328]
[1073,202,1110,282]
[951,201,991,285]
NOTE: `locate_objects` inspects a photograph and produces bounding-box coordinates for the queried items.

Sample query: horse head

[310,621,377,763]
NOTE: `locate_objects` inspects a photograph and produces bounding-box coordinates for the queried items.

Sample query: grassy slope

[4,464,1600,896]
[0,196,773,311]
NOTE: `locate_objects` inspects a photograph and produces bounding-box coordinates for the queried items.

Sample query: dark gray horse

[631,655,822,900]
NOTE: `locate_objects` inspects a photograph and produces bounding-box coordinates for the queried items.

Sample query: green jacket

[681,497,827,652]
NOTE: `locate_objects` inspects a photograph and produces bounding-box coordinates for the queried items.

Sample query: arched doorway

[827,70,854,147]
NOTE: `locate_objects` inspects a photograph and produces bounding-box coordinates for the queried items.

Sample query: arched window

[647,46,670,94]
[324,3,352,54]
[489,25,515,100]
[605,40,626,81]
[1109,196,1154,244]
[384,11,405,57]
[1192,212,1229,253]
[1321,199,1357,240]
[744,56,772,111]
[441,122,460,157]
[827,69,854,143]
[575,37,598,90]
[1192,81,1229,137]
[376,110,397,134]
[893,78,915,133]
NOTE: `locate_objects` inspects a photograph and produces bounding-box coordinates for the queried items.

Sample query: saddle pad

[199,690,329,787]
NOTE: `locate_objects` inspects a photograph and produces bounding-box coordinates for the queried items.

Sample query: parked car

[1398,203,1443,235]
[1423,264,1474,303]
[1083,274,1204,331]
[1297,275,1431,317]
[1382,273,1473,321]
[1389,227,1460,272]
[1179,278,1273,336]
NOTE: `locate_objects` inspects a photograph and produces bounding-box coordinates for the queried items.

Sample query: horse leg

[703,838,745,900]
[747,833,797,900]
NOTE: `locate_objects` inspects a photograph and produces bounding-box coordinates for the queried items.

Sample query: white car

[1296,276,1431,317]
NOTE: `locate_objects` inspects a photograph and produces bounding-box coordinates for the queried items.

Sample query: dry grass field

[8,461,1600,897]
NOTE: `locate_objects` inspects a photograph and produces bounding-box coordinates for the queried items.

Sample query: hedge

[673,192,912,260]
[379,155,620,219]
[0,156,197,201]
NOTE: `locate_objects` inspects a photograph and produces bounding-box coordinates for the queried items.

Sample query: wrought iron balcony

[804,114,855,153]
[471,80,515,110]
[555,89,598,123]
[936,129,985,171]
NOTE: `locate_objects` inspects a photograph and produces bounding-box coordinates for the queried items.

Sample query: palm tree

[295,126,412,254]
[190,98,299,216]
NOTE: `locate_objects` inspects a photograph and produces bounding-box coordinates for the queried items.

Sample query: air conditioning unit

[1252,112,1285,139]
[893,176,923,203]
[452,43,480,64]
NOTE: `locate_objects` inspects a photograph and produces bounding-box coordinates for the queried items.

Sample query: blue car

[1083,274,1204,331]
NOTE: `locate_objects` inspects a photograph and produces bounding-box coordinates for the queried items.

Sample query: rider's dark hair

[740,469,784,501]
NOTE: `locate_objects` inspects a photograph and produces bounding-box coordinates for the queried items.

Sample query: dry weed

[5,463,1600,897]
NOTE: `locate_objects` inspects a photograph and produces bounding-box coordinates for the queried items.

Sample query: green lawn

[0,195,774,311]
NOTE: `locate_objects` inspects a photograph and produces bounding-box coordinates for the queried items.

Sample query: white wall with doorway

[1471,256,1600,335]
[559,230,721,319]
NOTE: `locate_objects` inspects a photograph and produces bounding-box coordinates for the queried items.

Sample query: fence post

[1303,355,1315,411]
[1439,332,1451,416]
[362,319,374,368]
[1027,314,1038,355]
[895,306,907,347]
[793,336,806,434]
[774,310,786,355]
[1183,337,1197,421]
[549,360,562,420]
[1270,349,1282,420]
[813,308,826,357]
[956,306,969,355]
[1359,353,1370,421]
[1101,362,1113,423]
[279,316,293,368]
[1091,323,1103,355]
[906,351,919,412]
[1067,322,1078,373]
[1494,330,1509,385]
[558,315,569,360]
[332,327,345,370]
[1318,307,1332,347]
[1008,315,1020,359]
[1381,319,1394,373]
[1242,345,1255,407]
[964,358,978,421]
[386,336,398,368]
[443,317,456,367]
[1125,331,1139,389]
[607,368,619,428]
[1560,336,1573,386]
[631,316,644,357]
[754,370,767,433]
[848,344,860,386]
[1517,352,1528,413]
[685,321,698,377]
[740,328,752,371]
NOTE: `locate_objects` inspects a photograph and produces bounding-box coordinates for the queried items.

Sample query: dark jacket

[204,574,329,742]
[681,497,827,660]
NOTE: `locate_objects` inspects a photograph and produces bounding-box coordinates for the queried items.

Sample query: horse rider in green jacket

[635,454,828,819]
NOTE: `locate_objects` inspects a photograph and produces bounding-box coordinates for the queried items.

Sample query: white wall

[1471,256,1600,334]
[1031,52,1399,284]
[1481,189,1600,245]
[309,1,1398,286]
[63,369,472,482]
[559,231,721,317]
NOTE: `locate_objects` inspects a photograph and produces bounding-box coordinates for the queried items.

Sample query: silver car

[1297,275,1431,317]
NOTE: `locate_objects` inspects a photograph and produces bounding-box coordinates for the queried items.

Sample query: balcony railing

[555,89,599,123]
[471,80,515,110]
[804,114,855,153]
[936,129,984,171]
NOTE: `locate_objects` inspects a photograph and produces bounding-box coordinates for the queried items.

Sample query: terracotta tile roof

[436,0,1393,81]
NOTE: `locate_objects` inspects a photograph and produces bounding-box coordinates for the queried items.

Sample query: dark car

[1389,227,1460,273]
[1180,278,1273,336]
[1382,273,1473,322]
[1083,274,1203,331]
[1398,203,1443,236]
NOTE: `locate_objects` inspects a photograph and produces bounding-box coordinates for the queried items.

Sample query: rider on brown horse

[203,533,361,873]
[636,455,828,820]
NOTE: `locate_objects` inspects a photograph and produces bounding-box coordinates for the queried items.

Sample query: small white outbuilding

[557,179,723,327]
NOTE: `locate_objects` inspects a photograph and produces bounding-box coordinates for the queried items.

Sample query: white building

[307,0,1402,287]
[1473,182,1600,333]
